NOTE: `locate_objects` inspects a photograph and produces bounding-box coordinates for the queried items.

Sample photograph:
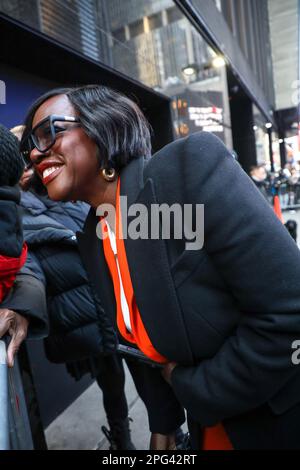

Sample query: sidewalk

[45,363,151,450]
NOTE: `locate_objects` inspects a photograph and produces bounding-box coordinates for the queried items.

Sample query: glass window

[166,6,182,24]
[0,0,232,146]
[113,27,126,43]
[253,104,271,168]
[214,0,222,12]
[148,12,163,31]
[253,104,281,172]
[101,1,232,146]
[129,18,144,38]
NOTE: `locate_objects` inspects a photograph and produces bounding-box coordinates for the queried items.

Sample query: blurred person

[287,167,300,206]
[11,127,34,191]
[11,126,34,191]
[249,164,269,201]
[288,167,299,185]
[283,165,292,179]
[284,220,297,243]
[249,164,267,183]
[0,124,47,367]
[286,144,295,165]
[19,84,300,450]
[0,124,26,303]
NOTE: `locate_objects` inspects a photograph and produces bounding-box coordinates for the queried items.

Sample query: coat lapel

[77,208,117,331]
[78,158,194,365]
[121,159,194,365]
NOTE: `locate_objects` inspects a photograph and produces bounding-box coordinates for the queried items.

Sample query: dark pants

[96,354,185,434]
[125,358,185,434]
[187,415,202,450]
[95,354,128,423]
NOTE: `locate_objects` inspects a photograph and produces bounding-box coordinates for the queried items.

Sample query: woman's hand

[0,309,29,367]
[161,361,177,386]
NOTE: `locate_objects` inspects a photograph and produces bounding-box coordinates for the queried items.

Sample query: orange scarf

[101,178,167,364]
[203,424,233,450]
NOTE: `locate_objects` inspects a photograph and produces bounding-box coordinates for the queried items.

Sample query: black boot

[175,427,191,450]
[102,417,136,450]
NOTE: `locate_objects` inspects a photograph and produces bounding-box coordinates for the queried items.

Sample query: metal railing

[0,340,9,450]
[256,178,300,212]
[278,183,300,211]
[0,339,34,450]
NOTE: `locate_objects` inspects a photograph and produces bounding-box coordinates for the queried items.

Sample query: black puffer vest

[20,190,117,365]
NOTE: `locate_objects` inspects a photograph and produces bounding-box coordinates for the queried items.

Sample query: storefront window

[253,104,283,172]
[105,0,232,147]
[285,125,300,166]
[253,105,269,166]
[0,0,232,147]
[272,132,281,171]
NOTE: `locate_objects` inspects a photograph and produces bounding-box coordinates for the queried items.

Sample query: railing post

[0,340,9,450]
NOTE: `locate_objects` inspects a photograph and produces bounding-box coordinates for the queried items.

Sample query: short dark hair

[22,85,152,171]
[249,164,266,174]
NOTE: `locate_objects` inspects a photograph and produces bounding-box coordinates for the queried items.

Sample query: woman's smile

[35,158,65,186]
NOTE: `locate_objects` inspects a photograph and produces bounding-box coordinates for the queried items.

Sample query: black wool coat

[77,132,300,449]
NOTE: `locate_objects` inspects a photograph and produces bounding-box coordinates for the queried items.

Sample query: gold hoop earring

[102,167,116,182]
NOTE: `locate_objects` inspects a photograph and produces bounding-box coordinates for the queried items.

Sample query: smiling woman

[21,86,151,206]
[19,84,300,450]
[21,93,100,203]
[19,85,186,450]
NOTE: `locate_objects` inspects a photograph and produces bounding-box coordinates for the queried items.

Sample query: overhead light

[265,122,272,129]
[279,139,284,144]
[253,125,258,131]
[211,56,226,68]
[182,64,199,76]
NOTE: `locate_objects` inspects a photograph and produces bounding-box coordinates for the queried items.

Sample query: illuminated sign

[188,105,223,133]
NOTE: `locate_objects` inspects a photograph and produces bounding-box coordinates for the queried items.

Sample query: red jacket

[0,244,27,303]
[0,186,27,303]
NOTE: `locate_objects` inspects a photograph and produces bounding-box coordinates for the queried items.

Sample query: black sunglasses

[21,115,80,168]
